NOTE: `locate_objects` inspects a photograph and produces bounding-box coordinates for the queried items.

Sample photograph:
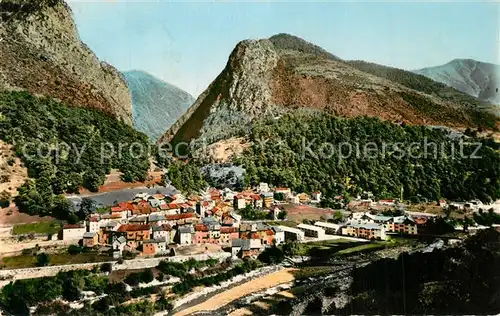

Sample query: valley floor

[170,267,296,316]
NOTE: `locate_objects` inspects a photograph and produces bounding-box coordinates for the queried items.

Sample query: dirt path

[173,268,296,316]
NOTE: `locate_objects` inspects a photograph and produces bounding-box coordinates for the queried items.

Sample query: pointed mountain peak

[268,33,339,60]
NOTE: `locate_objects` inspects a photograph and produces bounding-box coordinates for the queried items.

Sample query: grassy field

[336,242,387,255]
[267,220,298,227]
[292,238,357,257]
[2,252,111,269]
[292,266,336,280]
[12,221,61,235]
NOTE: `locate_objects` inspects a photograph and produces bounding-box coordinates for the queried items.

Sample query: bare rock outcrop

[0,0,132,124]
[159,33,498,147]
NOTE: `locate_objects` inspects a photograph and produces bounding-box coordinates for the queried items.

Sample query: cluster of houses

[61,184,437,259]
[63,185,295,258]
[274,212,422,242]
[232,183,322,209]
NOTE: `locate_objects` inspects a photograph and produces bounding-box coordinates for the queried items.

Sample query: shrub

[156,272,165,282]
[0,190,10,208]
[68,245,82,255]
[124,272,141,287]
[100,262,112,273]
[141,268,154,283]
[36,253,50,267]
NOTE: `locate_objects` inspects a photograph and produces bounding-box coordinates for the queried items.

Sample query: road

[66,185,177,207]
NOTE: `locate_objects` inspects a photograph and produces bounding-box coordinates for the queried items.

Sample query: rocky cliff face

[159,34,498,146]
[414,59,500,107]
[0,0,132,124]
[158,39,281,145]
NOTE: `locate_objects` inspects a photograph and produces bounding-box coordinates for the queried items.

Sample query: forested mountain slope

[124,70,194,141]
[0,91,150,219]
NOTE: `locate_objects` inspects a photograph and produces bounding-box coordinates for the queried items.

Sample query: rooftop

[297,223,325,232]
[117,224,150,232]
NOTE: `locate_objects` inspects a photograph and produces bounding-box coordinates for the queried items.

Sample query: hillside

[158,34,498,146]
[0,91,150,219]
[0,0,132,124]
[123,70,194,141]
[414,59,500,108]
[234,112,500,203]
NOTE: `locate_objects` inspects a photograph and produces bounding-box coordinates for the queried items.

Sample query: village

[58,182,463,261]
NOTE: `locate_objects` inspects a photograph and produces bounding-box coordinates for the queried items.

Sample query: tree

[83,171,104,193]
[282,241,298,256]
[258,245,284,264]
[156,272,165,282]
[277,210,287,220]
[92,296,111,312]
[0,190,11,208]
[36,253,50,267]
[66,213,79,225]
[51,195,74,220]
[68,245,82,255]
[100,263,112,273]
[124,273,141,286]
[141,268,154,283]
[78,197,96,220]
[330,211,344,223]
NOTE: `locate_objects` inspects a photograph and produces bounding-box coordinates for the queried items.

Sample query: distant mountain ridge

[414,59,500,107]
[159,33,498,146]
[123,70,194,140]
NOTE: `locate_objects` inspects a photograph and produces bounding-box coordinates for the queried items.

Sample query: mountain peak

[158,35,497,146]
[269,33,340,60]
[414,59,500,107]
[0,0,132,124]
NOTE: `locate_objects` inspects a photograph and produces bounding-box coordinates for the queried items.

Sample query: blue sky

[68,1,499,97]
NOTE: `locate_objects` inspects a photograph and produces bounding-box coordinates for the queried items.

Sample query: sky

[68,1,499,97]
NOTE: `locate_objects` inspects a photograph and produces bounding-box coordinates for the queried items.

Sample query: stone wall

[0,251,231,288]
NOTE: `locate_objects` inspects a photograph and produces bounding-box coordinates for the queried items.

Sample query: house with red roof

[117,224,151,249]
[220,226,239,245]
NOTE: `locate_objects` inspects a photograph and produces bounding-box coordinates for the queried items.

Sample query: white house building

[278,225,305,242]
[297,223,326,239]
[62,224,86,241]
[314,221,341,235]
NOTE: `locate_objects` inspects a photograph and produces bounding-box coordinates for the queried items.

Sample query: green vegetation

[290,239,356,257]
[472,208,500,226]
[258,245,285,264]
[36,253,50,267]
[0,91,151,219]
[12,221,60,235]
[234,113,500,202]
[171,259,261,295]
[2,252,111,269]
[336,242,387,255]
[124,269,154,286]
[0,190,10,208]
[292,266,336,280]
[347,60,498,128]
[155,258,218,278]
[1,258,235,315]
[163,160,207,194]
[269,33,339,60]
[0,268,173,316]
[335,229,500,315]
[239,204,271,220]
